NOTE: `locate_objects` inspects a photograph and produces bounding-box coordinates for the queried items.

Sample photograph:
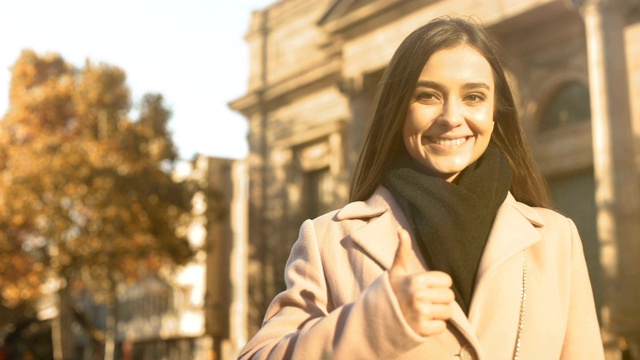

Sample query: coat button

[458,344,477,360]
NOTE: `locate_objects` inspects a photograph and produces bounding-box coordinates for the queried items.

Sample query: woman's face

[403,44,495,182]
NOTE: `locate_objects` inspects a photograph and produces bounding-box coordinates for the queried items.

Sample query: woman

[239,17,604,360]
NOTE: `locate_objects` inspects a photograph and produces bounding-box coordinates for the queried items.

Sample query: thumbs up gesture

[389,228,455,337]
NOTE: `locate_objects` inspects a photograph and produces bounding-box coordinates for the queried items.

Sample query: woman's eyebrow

[415,80,491,91]
[415,80,443,90]
[462,82,491,90]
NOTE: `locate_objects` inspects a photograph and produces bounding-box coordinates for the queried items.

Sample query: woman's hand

[389,228,455,337]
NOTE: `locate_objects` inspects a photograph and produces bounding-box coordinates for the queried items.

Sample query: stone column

[574,0,640,356]
[227,160,249,359]
[339,74,376,187]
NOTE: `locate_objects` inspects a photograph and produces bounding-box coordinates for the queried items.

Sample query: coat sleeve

[238,219,426,360]
[560,218,605,359]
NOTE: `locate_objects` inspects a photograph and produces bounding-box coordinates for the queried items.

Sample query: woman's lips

[424,136,472,150]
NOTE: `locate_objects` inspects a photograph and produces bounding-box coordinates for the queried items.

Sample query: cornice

[228,55,342,117]
[319,0,437,38]
[228,92,261,116]
[247,0,333,37]
[273,118,346,149]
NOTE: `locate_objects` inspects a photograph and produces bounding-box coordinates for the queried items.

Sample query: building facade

[113,156,249,360]
[230,0,640,357]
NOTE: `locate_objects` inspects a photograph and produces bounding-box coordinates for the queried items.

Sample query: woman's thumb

[391,228,412,274]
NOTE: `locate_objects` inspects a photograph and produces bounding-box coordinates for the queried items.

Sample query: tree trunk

[52,280,75,360]
[103,279,118,360]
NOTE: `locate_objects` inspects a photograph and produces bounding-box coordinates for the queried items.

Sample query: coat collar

[336,186,403,270]
[336,186,393,221]
[336,186,545,355]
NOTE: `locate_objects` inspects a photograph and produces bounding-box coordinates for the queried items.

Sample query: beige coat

[239,186,604,360]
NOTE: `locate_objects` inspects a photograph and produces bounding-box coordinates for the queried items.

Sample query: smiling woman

[238,17,605,360]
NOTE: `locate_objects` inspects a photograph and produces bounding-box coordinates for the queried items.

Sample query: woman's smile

[423,135,473,151]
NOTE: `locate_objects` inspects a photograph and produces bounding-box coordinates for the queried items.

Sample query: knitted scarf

[382,146,512,315]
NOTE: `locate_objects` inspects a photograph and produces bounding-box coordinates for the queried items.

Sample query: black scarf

[382,146,512,315]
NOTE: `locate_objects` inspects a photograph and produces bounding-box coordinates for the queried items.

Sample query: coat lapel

[475,193,543,281]
[467,193,544,355]
[347,211,400,270]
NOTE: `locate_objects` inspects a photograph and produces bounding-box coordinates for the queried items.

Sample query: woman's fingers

[405,271,453,293]
[417,318,448,335]
[418,302,454,321]
[390,270,455,336]
[415,287,455,306]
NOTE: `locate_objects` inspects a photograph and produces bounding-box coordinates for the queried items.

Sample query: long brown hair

[349,17,552,208]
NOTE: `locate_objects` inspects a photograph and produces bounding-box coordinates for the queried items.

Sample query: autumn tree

[0,50,197,359]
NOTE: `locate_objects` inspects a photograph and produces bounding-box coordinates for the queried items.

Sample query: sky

[0,0,276,161]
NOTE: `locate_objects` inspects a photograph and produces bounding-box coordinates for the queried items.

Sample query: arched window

[539,82,591,132]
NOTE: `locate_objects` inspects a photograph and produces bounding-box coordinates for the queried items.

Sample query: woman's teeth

[431,137,468,147]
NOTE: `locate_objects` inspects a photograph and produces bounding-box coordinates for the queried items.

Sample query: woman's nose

[438,100,464,127]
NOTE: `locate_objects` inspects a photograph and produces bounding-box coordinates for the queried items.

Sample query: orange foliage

[0,50,195,306]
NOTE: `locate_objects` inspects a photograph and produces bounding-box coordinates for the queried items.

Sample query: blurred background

[0,0,270,359]
[1,0,640,359]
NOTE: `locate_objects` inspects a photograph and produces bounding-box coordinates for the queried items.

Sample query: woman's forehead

[416,45,494,87]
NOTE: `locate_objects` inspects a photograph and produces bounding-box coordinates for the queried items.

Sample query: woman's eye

[465,94,485,103]
[415,92,439,103]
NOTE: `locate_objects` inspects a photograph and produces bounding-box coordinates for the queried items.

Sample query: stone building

[113,157,249,360]
[230,0,640,357]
